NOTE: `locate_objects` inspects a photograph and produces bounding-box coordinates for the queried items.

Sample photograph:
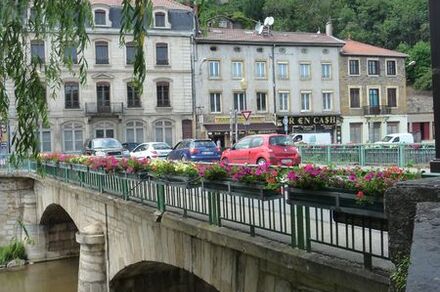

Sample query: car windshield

[193,140,216,148]
[269,135,291,146]
[381,136,393,142]
[153,143,171,150]
[93,139,122,149]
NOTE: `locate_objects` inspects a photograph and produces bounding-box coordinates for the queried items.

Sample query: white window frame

[94,39,111,65]
[348,58,361,76]
[153,9,171,29]
[210,92,222,113]
[125,121,144,143]
[299,62,311,80]
[300,91,312,112]
[233,92,246,111]
[256,91,267,112]
[231,61,243,79]
[367,58,380,76]
[386,86,399,108]
[154,120,174,146]
[63,122,84,153]
[38,125,52,152]
[385,59,397,76]
[321,63,332,80]
[322,91,333,111]
[255,61,267,79]
[348,86,362,109]
[278,91,290,112]
[92,5,112,27]
[208,60,220,79]
[277,62,289,80]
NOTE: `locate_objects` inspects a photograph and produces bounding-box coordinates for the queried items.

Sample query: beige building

[339,40,408,143]
[194,27,345,146]
[407,87,434,142]
[9,0,195,153]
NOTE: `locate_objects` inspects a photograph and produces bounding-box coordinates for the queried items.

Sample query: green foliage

[391,256,410,291]
[398,41,432,90]
[0,240,26,265]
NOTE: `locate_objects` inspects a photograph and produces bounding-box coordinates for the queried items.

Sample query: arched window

[64,82,79,109]
[126,121,144,143]
[156,43,168,65]
[95,41,109,64]
[38,125,51,152]
[126,42,135,65]
[63,122,83,153]
[154,120,173,146]
[94,9,106,25]
[154,12,166,27]
[156,82,170,107]
[95,121,114,138]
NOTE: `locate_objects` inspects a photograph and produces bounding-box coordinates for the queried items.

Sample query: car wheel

[257,158,267,165]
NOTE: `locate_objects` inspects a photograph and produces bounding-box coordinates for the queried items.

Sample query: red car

[221,134,301,166]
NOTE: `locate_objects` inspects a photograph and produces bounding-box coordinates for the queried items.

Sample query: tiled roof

[196,28,345,46]
[341,40,407,57]
[90,0,192,11]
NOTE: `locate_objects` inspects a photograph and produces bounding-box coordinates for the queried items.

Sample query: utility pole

[229,109,234,146]
[234,109,238,144]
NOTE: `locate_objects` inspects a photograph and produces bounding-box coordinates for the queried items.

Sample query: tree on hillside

[0,0,150,161]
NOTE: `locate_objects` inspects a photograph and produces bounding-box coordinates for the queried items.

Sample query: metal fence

[297,143,435,168]
[0,160,391,269]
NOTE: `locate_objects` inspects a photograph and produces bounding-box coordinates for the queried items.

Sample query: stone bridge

[0,172,389,292]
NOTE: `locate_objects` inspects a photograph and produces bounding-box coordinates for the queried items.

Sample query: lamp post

[429,0,440,172]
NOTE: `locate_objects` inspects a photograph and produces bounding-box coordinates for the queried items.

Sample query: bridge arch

[110,261,219,292]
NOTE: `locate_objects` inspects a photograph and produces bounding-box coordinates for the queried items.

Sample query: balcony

[363,106,391,115]
[85,102,124,117]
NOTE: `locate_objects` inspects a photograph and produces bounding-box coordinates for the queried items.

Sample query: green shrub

[0,240,26,265]
[391,256,411,291]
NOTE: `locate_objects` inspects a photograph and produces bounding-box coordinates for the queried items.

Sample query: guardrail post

[123,172,129,200]
[359,145,365,166]
[296,205,306,249]
[398,144,405,167]
[156,184,166,212]
[326,146,331,165]
[99,173,104,193]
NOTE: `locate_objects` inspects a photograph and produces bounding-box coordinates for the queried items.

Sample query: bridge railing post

[156,183,166,212]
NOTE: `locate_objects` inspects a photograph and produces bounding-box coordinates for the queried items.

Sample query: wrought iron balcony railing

[85,102,124,116]
[363,106,391,115]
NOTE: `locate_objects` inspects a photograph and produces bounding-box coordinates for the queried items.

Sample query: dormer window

[94,10,106,26]
[155,12,166,27]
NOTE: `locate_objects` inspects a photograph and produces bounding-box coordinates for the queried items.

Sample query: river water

[0,258,78,292]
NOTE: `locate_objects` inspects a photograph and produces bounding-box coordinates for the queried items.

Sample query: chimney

[325,21,333,36]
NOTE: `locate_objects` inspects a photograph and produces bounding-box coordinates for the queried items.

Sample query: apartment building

[339,40,408,144]
[194,27,345,147]
[9,0,195,153]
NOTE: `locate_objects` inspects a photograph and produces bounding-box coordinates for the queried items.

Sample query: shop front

[277,114,343,144]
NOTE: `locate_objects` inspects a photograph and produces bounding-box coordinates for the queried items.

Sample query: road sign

[241,110,252,121]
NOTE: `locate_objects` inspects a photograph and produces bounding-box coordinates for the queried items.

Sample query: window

[255,61,266,78]
[387,88,397,107]
[348,59,359,75]
[233,92,246,111]
[278,92,289,112]
[126,121,144,143]
[64,47,78,64]
[157,82,170,107]
[301,92,311,111]
[126,42,135,65]
[210,92,221,113]
[127,83,141,108]
[277,62,288,79]
[322,92,332,111]
[387,60,396,76]
[64,82,79,109]
[321,63,332,79]
[370,122,381,142]
[155,12,166,27]
[95,121,114,138]
[299,63,311,80]
[368,60,380,75]
[387,122,399,134]
[38,126,51,152]
[31,40,45,63]
[94,10,106,25]
[231,61,243,79]
[96,82,110,109]
[256,92,267,112]
[208,61,220,78]
[156,43,168,65]
[63,122,83,153]
[95,41,109,64]
[350,88,361,108]
[369,88,380,106]
[350,123,363,144]
[154,120,173,146]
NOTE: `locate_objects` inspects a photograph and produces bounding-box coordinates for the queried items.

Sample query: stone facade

[339,45,408,143]
[7,0,195,152]
[406,87,434,142]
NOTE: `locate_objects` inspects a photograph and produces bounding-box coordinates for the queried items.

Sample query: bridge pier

[76,223,107,292]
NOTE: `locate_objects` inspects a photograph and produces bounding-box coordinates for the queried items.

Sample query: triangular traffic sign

[241,110,252,121]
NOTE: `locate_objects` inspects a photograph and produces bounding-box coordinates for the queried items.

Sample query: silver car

[130,142,172,160]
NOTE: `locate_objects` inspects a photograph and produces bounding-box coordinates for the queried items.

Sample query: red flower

[356,191,364,199]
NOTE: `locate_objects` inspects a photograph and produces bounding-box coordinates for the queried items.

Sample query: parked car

[221,134,301,166]
[131,142,172,160]
[290,133,331,145]
[375,133,414,144]
[167,139,221,162]
[122,142,140,152]
[83,138,129,157]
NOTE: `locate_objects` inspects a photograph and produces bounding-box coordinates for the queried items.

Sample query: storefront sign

[278,115,341,127]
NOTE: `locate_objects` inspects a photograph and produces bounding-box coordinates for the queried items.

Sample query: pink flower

[287,171,298,181]
[356,191,365,199]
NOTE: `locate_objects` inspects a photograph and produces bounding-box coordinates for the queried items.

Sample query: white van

[375,133,414,144]
[290,133,332,145]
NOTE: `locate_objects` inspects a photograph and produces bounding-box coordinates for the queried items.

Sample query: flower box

[202,179,282,200]
[287,187,387,230]
[150,174,200,189]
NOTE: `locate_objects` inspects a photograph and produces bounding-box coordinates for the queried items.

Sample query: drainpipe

[190,35,197,138]
[272,44,277,125]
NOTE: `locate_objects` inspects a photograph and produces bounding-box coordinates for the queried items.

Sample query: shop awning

[204,123,277,132]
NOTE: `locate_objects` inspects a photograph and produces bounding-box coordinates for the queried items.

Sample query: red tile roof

[90,0,192,11]
[341,40,407,57]
[196,28,345,46]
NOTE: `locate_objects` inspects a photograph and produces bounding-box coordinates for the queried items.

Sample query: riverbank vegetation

[0,240,26,266]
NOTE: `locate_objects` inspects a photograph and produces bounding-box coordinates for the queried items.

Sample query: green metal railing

[297,143,435,168]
